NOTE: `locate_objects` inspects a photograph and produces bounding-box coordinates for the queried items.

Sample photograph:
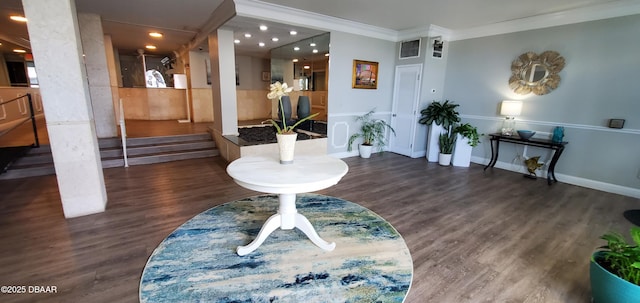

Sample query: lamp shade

[174,74,187,89]
[500,100,522,116]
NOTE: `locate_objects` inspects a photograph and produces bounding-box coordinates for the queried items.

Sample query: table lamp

[500,100,522,135]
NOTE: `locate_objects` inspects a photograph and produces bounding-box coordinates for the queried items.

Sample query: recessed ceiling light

[0,42,3,46]
[149,32,163,38]
[303,65,310,69]
[145,45,157,50]
[293,46,300,51]
[312,49,318,53]
[271,37,279,42]
[234,39,240,44]
[244,33,252,38]
[325,53,330,57]
[292,59,299,62]
[290,30,297,35]
[310,42,316,47]
[10,15,27,22]
[259,25,268,31]
[258,42,265,47]
[13,49,26,53]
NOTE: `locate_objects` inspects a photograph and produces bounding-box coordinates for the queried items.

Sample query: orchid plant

[266,81,318,134]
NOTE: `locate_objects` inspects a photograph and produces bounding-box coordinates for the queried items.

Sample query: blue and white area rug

[140,194,413,302]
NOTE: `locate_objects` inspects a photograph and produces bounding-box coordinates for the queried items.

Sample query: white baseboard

[471,156,640,199]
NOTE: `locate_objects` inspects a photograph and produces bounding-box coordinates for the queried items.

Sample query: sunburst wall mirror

[509,51,565,95]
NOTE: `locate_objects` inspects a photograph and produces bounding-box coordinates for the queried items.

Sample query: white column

[78,13,117,138]
[209,29,238,136]
[23,0,107,218]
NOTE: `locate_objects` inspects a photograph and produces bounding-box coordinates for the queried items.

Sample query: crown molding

[234,0,640,44]
[449,0,640,41]
[234,0,398,41]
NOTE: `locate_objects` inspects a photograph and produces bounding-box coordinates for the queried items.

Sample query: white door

[389,64,422,157]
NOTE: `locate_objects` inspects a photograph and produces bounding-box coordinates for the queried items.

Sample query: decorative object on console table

[500,100,522,136]
[348,109,396,159]
[418,100,461,162]
[517,130,535,140]
[552,126,565,143]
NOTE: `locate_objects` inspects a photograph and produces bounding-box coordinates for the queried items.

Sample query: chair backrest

[297,95,311,119]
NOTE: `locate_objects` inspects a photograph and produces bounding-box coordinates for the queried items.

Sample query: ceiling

[0,0,630,59]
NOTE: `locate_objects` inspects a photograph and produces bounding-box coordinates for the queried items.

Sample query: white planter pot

[452,134,473,167]
[276,133,297,164]
[427,122,445,162]
[359,144,373,158]
[438,153,452,166]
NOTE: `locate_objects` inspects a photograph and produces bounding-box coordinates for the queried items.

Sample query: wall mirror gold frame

[509,51,565,95]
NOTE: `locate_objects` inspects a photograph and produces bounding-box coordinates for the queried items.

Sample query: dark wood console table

[483,133,568,185]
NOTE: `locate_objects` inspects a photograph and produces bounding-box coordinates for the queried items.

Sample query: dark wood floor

[0,153,637,302]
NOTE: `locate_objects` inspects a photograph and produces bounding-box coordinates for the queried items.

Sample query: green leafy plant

[438,131,456,154]
[594,227,640,286]
[418,100,461,130]
[453,123,482,147]
[348,109,396,152]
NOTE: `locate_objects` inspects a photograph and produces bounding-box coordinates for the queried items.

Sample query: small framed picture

[262,71,270,82]
[352,60,378,89]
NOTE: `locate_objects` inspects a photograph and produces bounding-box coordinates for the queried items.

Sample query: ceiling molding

[449,0,640,41]
[234,0,398,41]
[396,24,452,41]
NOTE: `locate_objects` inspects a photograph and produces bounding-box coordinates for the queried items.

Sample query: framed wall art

[352,60,378,89]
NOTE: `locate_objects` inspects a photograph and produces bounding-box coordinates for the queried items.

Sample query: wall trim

[471,156,640,199]
[235,0,640,44]
[234,0,398,41]
[329,111,392,118]
[461,114,640,135]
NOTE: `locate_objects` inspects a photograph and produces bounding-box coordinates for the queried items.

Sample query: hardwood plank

[0,153,637,302]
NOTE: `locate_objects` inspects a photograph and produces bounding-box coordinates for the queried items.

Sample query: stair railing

[0,93,40,148]
[118,98,129,167]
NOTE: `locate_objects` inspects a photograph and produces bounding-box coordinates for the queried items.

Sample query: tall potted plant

[451,123,481,167]
[438,131,456,166]
[348,109,396,158]
[419,100,461,162]
[590,227,640,303]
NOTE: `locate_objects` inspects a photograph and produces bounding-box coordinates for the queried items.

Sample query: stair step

[100,141,216,158]
[1,133,219,180]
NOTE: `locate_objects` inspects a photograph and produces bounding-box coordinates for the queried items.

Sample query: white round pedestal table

[226,155,348,256]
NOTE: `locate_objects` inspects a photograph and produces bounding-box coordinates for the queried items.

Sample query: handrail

[118,98,129,167]
[0,93,39,148]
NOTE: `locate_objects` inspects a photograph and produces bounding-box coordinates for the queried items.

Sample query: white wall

[327,31,397,156]
[443,14,640,195]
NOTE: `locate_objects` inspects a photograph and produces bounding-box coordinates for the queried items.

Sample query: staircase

[0,133,218,180]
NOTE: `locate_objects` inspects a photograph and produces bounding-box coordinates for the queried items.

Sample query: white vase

[427,122,446,162]
[438,153,452,166]
[358,144,373,158]
[452,134,473,167]
[276,133,297,164]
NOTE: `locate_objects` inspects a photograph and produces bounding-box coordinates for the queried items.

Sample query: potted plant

[266,82,318,164]
[590,227,640,303]
[347,109,396,158]
[438,131,456,166]
[451,123,481,167]
[419,100,461,162]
